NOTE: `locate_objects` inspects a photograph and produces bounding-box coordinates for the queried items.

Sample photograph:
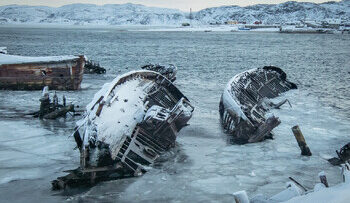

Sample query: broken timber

[141,64,177,82]
[52,70,194,190]
[29,86,76,119]
[84,60,106,74]
[219,66,297,143]
[328,142,350,166]
[291,125,312,156]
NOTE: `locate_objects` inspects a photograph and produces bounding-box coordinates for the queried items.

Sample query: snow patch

[0,54,80,65]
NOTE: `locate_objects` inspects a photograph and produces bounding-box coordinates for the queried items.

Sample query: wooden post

[233,190,250,203]
[318,171,329,187]
[291,125,312,156]
[342,163,350,183]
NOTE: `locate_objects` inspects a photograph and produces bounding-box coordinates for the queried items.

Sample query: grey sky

[0,0,340,11]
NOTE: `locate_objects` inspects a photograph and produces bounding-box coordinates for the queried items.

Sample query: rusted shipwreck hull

[219,66,297,143]
[53,70,194,189]
[0,54,85,90]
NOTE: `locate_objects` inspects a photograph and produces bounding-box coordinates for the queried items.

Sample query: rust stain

[0,55,85,90]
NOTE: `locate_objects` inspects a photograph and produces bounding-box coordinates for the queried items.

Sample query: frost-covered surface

[283,165,350,203]
[195,0,350,24]
[80,70,155,159]
[0,1,349,26]
[221,68,272,121]
[222,82,247,120]
[94,78,147,158]
[0,3,186,25]
[267,182,305,202]
[144,105,170,122]
[0,54,80,65]
[0,29,349,202]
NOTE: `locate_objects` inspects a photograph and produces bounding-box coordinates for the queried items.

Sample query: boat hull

[0,55,85,90]
[220,66,297,143]
[53,70,194,189]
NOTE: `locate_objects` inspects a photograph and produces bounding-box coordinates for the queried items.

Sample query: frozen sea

[0,27,349,202]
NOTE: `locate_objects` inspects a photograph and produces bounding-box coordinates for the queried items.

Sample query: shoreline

[0,23,347,34]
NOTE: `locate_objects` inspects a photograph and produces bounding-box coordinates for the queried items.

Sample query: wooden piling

[291,125,312,156]
[233,190,250,203]
[318,171,329,187]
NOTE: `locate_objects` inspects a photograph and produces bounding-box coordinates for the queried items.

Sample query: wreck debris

[268,181,305,202]
[219,66,297,144]
[233,191,250,203]
[291,125,312,156]
[288,177,308,192]
[0,47,7,54]
[84,60,106,74]
[141,64,177,82]
[318,171,329,188]
[52,70,194,189]
[328,142,350,166]
[0,54,85,90]
[30,86,76,119]
[242,164,350,202]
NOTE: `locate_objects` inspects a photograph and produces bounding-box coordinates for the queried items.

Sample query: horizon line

[0,0,342,12]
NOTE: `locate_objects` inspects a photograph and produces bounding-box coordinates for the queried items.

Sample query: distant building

[322,19,341,29]
[226,20,238,25]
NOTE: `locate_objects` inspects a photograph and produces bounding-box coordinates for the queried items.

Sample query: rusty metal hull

[0,55,85,90]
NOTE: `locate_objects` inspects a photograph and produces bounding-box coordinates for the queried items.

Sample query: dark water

[0,27,349,202]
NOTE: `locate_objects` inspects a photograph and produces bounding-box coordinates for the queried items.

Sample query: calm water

[0,27,349,202]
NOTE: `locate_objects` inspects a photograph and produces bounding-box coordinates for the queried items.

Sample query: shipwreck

[84,60,106,74]
[0,53,85,90]
[52,70,194,189]
[219,66,297,143]
[141,64,177,82]
[28,86,78,119]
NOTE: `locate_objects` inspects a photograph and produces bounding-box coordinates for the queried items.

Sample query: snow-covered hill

[0,1,349,26]
[195,0,350,24]
[0,3,187,25]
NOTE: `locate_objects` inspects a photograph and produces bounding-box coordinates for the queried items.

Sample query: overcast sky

[0,0,340,11]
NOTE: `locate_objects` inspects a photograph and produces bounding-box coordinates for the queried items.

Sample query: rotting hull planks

[219,66,297,144]
[0,55,85,90]
[53,70,194,189]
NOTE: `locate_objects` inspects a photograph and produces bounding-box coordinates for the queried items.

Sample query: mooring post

[233,190,250,203]
[63,95,66,106]
[318,171,329,187]
[291,125,312,156]
[39,91,50,118]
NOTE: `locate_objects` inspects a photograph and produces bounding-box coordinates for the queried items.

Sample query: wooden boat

[219,66,297,143]
[0,54,85,90]
[52,70,194,189]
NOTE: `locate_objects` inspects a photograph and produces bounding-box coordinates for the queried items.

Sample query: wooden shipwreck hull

[219,66,297,144]
[53,70,194,189]
[0,54,85,90]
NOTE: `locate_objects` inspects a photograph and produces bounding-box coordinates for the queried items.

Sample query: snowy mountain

[0,1,349,25]
[195,0,350,24]
[0,3,187,25]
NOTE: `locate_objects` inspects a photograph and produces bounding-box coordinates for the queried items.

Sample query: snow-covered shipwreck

[52,70,194,189]
[220,66,297,143]
[0,53,85,90]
